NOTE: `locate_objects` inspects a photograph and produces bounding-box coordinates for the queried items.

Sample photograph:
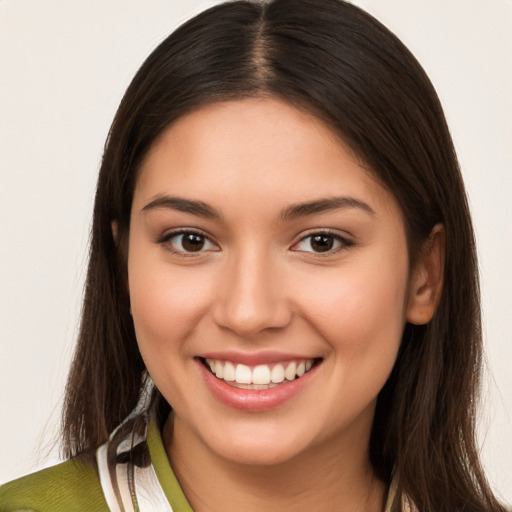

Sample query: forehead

[133,98,400,220]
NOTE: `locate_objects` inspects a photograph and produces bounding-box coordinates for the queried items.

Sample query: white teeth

[271,364,285,383]
[284,362,297,381]
[205,358,315,386]
[223,361,235,381]
[214,360,223,379]
[252,365,271,385]
[235,364,252,384]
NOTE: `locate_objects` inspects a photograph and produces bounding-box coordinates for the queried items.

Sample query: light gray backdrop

[0,0,510,504]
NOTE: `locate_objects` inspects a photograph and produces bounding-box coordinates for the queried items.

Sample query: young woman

[1,0,508,511]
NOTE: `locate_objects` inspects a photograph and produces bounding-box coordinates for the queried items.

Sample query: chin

[199,423,316,467]
[218,441,306,467]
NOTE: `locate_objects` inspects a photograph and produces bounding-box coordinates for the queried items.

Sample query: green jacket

[0,410,193,512]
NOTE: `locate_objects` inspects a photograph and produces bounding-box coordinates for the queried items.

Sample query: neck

[163,413,387,512]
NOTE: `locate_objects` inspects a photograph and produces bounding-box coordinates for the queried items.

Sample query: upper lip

[198,350,320,366]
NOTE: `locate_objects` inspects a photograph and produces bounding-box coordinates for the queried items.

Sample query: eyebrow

[141,194,375,221]
[141,195,222,219]
[279,196,376,221]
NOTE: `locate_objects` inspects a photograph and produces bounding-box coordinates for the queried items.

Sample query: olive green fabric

[0,456,108,512]
[0,416,192,512]
[146,419,192,511]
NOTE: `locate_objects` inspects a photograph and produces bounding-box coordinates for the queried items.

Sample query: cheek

[127,253,212,362]
[298,260,409,356]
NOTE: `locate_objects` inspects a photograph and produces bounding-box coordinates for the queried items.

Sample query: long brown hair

[62,1,505,510]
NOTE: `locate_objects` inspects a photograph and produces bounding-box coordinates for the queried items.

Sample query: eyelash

[291,230,354,255]
[157,229,219,256]
[156,229,354,256]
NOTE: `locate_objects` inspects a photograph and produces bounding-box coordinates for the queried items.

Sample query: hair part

[62,1,504,510]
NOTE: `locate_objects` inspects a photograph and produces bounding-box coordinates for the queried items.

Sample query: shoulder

[0,456,109,512]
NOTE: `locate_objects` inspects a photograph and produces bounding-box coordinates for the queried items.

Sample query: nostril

[212,298,293,337]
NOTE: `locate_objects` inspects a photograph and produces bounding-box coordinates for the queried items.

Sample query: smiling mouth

[201,358,320,390]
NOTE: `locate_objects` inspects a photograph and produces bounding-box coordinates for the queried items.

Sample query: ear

[406,223,445,325]
[111,220,119,245]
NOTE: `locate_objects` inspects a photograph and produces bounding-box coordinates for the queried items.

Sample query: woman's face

[128,98,419,466]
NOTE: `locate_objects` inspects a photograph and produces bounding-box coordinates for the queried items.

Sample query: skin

[127,98,444,512]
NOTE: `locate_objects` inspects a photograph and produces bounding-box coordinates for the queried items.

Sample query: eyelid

[156,228,220,255]
[290,229,354,254]
[156,226,206,242]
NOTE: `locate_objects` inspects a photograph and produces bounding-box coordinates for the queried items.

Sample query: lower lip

[197,359,318,412]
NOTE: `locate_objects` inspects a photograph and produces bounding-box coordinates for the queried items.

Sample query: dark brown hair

[62,1,505,510]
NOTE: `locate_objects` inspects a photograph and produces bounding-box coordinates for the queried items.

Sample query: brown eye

[181,233,205,251]
[310,234,334,252]
[293,232,352,254]
[164,231,218,254]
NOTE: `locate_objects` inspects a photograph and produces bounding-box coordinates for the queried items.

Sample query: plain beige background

[0,0,510,504]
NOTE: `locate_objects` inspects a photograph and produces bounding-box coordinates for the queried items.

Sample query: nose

[212,248,292,338]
